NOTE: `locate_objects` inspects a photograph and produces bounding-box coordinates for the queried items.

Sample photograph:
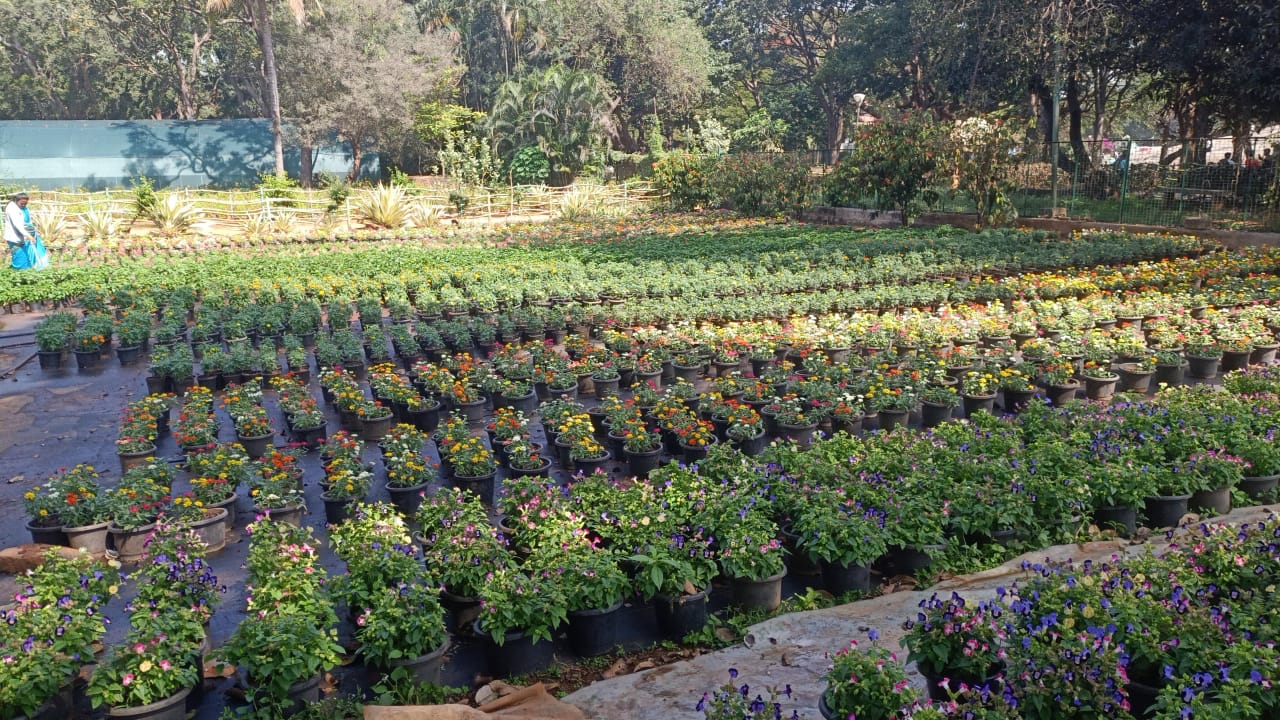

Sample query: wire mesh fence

[786,139,1280,231]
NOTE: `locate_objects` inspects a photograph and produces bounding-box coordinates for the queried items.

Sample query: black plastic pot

[472,621,557,678]
[818,560,870,595]
[1143,494,1192,529]
[653,589,709,639]
[566,600,624,657]
[1093,505,1137,537]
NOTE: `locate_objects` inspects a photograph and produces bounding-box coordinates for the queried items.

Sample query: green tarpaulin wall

[0,119,378,190]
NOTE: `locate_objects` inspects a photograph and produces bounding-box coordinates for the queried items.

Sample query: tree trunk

[300,143,315,188]
[253,0,286,177]
[348,138,363,184]
[1066,70,1090,170]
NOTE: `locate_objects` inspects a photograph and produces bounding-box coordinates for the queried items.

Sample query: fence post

[1177,165,1187,220]
[1118,141,1131,223]
[1069,158,1080,218]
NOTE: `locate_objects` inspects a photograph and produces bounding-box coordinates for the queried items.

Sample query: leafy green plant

[507,145,550,185]
[257,172,300,208]
[708,153,814,217]
[825,113,943,225]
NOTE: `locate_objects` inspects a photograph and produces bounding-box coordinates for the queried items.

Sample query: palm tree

[207,0,316,177]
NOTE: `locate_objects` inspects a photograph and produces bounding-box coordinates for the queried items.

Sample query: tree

[411,0,550,109]
[484,64,616,179]
[542,0,713,151]
[823,113,943,225]
[83,0,239,119]
[277,0,456,183]
[207,0,319,176]
[0,0,122,119]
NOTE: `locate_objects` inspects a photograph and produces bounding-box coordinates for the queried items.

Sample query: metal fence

[797,137,1280,231]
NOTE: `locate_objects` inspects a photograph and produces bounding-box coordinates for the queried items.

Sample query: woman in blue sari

[5,192,49,270]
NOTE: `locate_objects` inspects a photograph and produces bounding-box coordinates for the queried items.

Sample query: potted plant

[445,434,498,502]
[820,632,919,720]
[549,541,632,658]
[794,494,889,595]
[0,551,118,719]
[1184,336,1222,379]
[474,567,569,677]
[34,312,71,369]
[716,514,787,611]
[85,628,200,719]
[1183,450,1248,516]
[919,384,959,428]
[355,579,450,684]
[1088,454,1155,537]
[504,437,552,478]
[900,592,1005,701]
[52,464,113,553]
[630,530,718,639]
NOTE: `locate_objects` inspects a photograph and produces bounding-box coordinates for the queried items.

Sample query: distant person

[1219,152,1235,167]
[1244,152,1260,169]
[5,192,49,270]
[1262,148,1275,173]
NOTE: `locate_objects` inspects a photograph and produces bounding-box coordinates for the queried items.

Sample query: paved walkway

[562,503,1279,719]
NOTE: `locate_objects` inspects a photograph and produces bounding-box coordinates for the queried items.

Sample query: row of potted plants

[813,513,1280,719]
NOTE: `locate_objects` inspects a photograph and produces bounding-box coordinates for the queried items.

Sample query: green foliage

[825,114,943,224]
[731,109,789,152]
[507,145,551,185]
[317,173,351,213]
[651,152,715,210]
[486,64,614,176]
[707,153,815,216]
[948,112,1028,227]
[130,176,158,220]
[414,101,486,148]
[436,133,500,186]
[386,167,415,189]
[257,172,300,208]
[370,677,469,707]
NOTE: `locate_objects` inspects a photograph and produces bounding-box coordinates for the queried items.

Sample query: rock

[0,544,83,574]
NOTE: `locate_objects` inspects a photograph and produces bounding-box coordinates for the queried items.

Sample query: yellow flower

[139,660,153,672]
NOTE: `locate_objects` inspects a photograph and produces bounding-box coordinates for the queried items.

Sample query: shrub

[824,113,944,225]
[651,152,715,211]
[948,112,1028,227]
[708,153,815,216]
[507,145,550,185]
[257,172,300,208]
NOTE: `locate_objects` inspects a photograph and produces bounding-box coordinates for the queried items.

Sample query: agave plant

[31,206,73,244]
[78,205,121,239]
[558,184,621,221]
[413,201,443,228]
[352,185,411,229]
[148,193,202,235]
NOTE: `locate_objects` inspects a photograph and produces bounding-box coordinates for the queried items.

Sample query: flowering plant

[629,530,719,598]
[446,434,497,476]
[793,495,889,568]
[674,418,717,448]
[163,493,210,524]
[716,515,785,582]
[48,464,111,527]
[619,416,661,453]
[85,630,200,710]
[185,442,251,487]
[476,567,569,645]
[322,457,373,500]
[417,489,512,597]
[355,580,448,672]
[569,433,609,461]
[116,408,158,454]
[696,669,801,720]
[823,632,919,720]
[542,541,631,613]
[234,406,273,438]
[900,592,1005,680]
[724,403,763,442]
[504,437,548,471]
